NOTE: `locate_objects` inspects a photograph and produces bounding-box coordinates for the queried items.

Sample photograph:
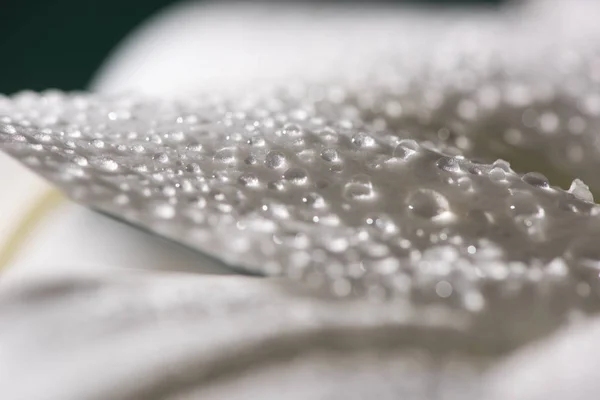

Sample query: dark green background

[0,0,502,94]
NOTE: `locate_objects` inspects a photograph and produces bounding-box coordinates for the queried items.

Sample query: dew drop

[393,139,419,160]
[568,179,594,203]
[247,136,265,147]
[268,180,287,191]
[265,151,287,169]
[406,189,450,219]
[93,156,119,172]
[283,167,308,185]
[320,148,340,163]
[351,132,376,148]
[301,192,326,209]
[72,155,88,167]
[489,167,506,182]
[522,172,550,189]
[315,127,338,143]
[343,174,375,201]
[238,173,259,187]
[436,156,461,173]
[153,152,169,164]
[213,147,237,164]
[281,123,304,137]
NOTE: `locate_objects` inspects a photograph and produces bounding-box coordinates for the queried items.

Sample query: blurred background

[1,0,503,95]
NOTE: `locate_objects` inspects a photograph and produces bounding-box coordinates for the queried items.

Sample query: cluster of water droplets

[1,89,600,340]
[3,1,600,343]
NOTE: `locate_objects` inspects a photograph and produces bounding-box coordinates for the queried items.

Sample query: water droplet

[93,156,118,172]
[91,139,104,148]
[273,229,310,249]
[281,123,304,137]
[238,173,259,187]
[436,156,461,173]
[393,139,419,159]
[265,151,287,169]
[72,155,88,167]
[268,180,287,191]
[283,167,308,185]
[492,160,511,173]
[406,189,450,219]
[186,143,203,152]
[153,152,169,163]
[522,172,549,189]
[343,174,375,201]
[568,179,594,203]
[351,133,376,148]
[320,148,340,163]
[489,167,506,182]
[247,136,265,147]
[185,163,200,173]
[314,127,338,143]
[301,192,326,209]
[213,147,237,164]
